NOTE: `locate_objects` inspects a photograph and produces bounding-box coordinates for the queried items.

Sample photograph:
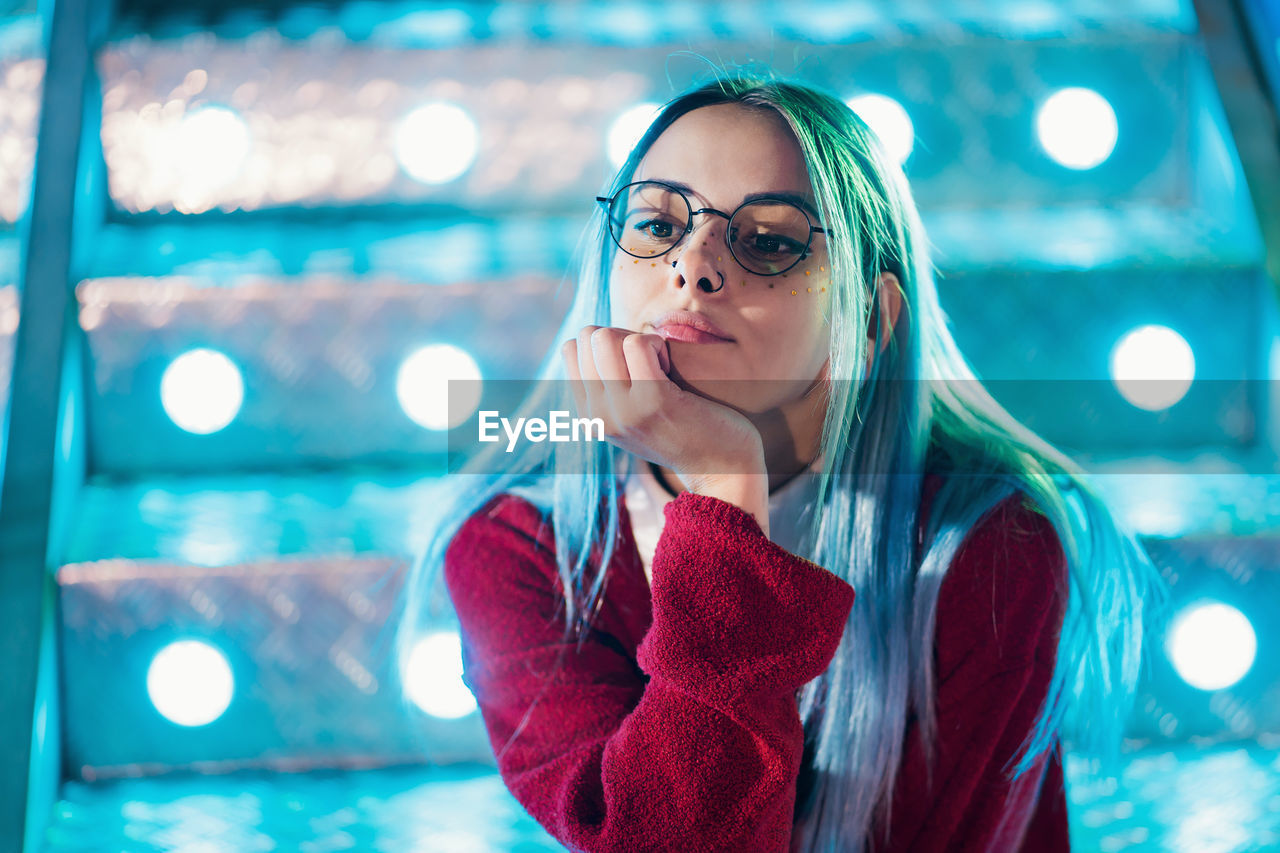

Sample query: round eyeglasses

[596,180,827,277]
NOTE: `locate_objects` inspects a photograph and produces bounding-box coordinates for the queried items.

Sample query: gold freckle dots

[820,266,825,271]
[651,262,656,266]
[718,256,722,261]
[791,290,797,295]
[633,259,639,263]
[807,287,812,292]
[805,270,811,276]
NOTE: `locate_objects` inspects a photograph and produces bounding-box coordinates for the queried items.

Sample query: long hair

[393,66,1171,852]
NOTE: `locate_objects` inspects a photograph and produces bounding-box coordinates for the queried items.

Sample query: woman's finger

[576,325,612,423]
[576,326,602,384]
[589,327,631,385]
[561,338,587,418]
[590,327,636,425]
[622,333,670,382]
[620,334,668,417]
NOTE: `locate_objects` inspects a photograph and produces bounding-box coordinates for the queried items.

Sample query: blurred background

[1,0,1279,850]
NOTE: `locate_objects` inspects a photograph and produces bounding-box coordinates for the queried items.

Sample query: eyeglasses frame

[595,180,828,278]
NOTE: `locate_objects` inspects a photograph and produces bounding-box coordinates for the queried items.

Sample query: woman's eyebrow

[648,177,821,222]
[743,191,823,223]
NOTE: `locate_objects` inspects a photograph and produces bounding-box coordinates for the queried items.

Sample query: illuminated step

[57,469,489,781]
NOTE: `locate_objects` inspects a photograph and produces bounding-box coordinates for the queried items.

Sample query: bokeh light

[396,343,482,430]
[1036,87,1118,169]
[1166,602,1257,691]
[393,102,479,184]
[176,106,252,190]
[606,101,660,168]
[0,57,43,223]
[847,93,914,166]
[1109,324,1195,411]
[160,348,245,434]
[147,640,235,726]
[404,632,477,719]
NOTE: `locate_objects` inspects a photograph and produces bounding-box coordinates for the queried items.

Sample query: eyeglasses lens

[731,202,813,276]
[608,182,814,276]
[609,182,686,259]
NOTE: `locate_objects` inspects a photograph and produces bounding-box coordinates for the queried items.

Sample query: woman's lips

[655,325,734,344]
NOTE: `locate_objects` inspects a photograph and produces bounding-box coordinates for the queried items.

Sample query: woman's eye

[633,219,675,239]
[752,234,802,255]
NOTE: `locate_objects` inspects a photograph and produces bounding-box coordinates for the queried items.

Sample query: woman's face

[608,102,832,415]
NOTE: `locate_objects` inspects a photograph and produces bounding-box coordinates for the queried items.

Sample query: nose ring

[669,259,725,292]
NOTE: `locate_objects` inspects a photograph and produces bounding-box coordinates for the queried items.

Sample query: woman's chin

[673,377,767,416]
[667,354,816,413]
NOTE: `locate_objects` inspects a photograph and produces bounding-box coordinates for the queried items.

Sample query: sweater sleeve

[872,493,1070,853]
[444,490,856,853]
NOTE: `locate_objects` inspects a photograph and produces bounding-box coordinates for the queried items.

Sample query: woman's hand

[560,325,767,494]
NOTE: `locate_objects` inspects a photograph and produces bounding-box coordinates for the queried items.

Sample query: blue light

[161,348,245,434]
[846,93,914,166]
[1166,602,1256,691]
[1108,325,1195,411]
[788,5,877,41]
[405,632,477,719]
[584,4,663,44]
[384,9,473,44]
[606,102,661,169]
[177,535,245,568]
[147,640,235,726]
[393,102,479,185]
[1123,494,1190,538]
[1035,87,1118,170]
[396,343,482,430]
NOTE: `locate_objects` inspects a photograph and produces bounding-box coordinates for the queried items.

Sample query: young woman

[395,69,1169,852]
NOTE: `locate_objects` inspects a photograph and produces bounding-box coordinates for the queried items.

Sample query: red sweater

[444,473,1070,852]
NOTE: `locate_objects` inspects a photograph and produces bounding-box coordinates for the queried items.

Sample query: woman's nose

[668,222,727,292]
[670,217,732,286]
